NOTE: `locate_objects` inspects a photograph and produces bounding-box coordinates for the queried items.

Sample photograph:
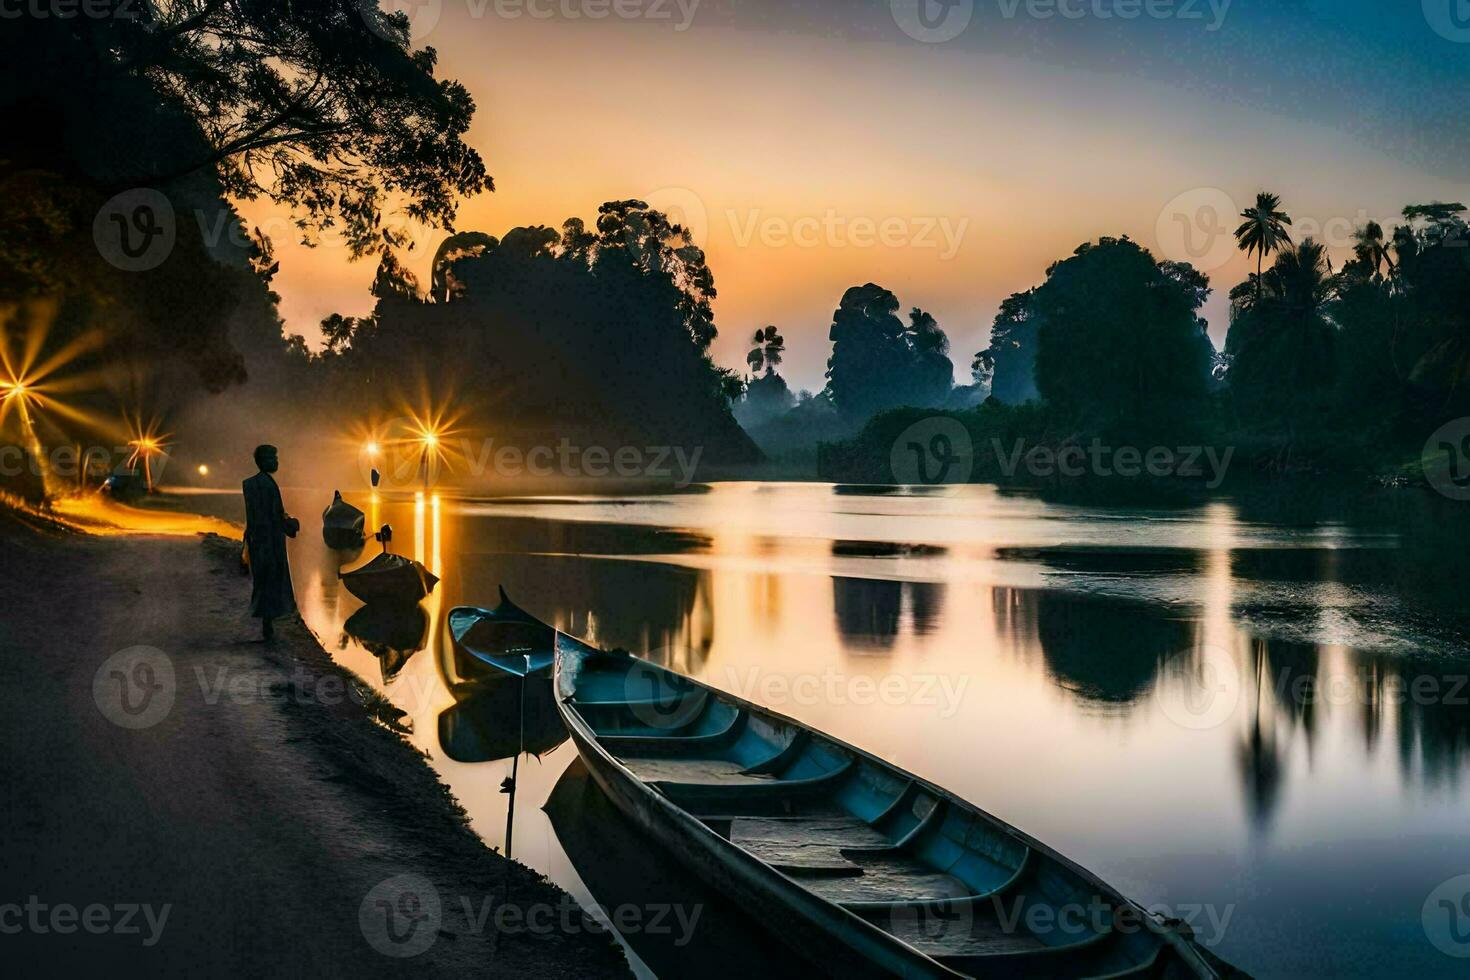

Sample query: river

[187,480,1470,978]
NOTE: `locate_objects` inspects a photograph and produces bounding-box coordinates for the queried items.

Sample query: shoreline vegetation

[0,506,629,976]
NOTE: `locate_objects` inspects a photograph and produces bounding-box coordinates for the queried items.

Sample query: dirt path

[0,511,629,977]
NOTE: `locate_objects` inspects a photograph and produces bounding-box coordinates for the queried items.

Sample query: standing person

[242,444,299,641]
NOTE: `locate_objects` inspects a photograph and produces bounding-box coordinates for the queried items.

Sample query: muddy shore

[0,508,630,976]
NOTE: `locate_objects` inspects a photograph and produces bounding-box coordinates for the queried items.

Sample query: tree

[2,0,492,257]
[1394,203,1470,412]
[747,326,786,376]
[1352,221,1395,279]
[824,284,954,420]
[1235,192,1294,302]
[326,202,760,464]
[431,232,500,302]
[974,290,1041,405]
[594,200,717,351]
[1031,237,1213,434]
[1225,238,1339,421]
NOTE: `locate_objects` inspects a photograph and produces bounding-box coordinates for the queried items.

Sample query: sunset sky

[241,1,1470,392]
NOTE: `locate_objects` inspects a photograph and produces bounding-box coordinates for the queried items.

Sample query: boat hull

[563,718,956,979]
[546,623,1221,980]
[339,553,438,605]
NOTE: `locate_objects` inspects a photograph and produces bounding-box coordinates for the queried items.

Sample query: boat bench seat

[620,756,779,785]
[727,815,890,874]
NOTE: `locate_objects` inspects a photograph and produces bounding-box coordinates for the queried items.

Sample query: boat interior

[450,606,557,675]
[559,645,1173,980]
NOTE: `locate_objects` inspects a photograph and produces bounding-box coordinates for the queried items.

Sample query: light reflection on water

[190,481,1469,979]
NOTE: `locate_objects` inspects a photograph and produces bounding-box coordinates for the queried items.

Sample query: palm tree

[1260,238,1337,390]
[1352,220,1395,279]
[1235,192,1294,302]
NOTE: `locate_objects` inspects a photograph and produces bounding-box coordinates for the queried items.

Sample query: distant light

[197,464,210,477]
[421,432,439,449]
[1,380,28,401]
[365,441,380,456]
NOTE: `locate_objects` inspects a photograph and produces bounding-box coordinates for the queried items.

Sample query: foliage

[299,202,758,464]
[972,290,1040,405]
[824,284,955,420]
[1030,237,1213,438]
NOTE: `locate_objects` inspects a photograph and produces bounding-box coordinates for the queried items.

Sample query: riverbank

[0,506,629,976]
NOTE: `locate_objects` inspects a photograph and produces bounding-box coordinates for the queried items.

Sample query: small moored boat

[549,623,1223,979]
[447,589,556,677]
[322,491,366,549]
[340,552,438,605]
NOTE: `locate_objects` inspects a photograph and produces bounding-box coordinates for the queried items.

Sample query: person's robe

[242,472,296,620]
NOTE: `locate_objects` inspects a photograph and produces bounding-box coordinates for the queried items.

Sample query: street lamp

[127,436,164,492]
[418,430,440,492]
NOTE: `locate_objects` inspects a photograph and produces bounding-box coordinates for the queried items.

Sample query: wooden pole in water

[503,656,529,860]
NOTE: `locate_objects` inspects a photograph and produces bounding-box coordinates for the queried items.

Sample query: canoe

[447,588,556,677]
[551,630,1222,979]
[339,552,438,605]
[322,495,366,549]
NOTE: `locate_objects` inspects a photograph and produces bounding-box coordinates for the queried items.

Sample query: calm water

[191,481,1470,978]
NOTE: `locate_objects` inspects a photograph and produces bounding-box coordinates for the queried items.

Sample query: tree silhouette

[1352,221,1395,279]
[825,284,954,420]
[1235,192,1294,302]
[1226,238,1338,424]
[974,290,1041,405]
[1031,237,1213,435]
[86,0,488,256]
[746,326,785,376]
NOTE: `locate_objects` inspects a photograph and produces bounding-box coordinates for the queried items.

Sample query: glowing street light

[126,432,168,492]
[417,427,441,492]
[197,464,210,477]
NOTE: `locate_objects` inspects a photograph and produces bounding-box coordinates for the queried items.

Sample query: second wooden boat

[548,623,1223,979]
[339,552,438,605]
[447,588,556,677]
[322,492,366,549]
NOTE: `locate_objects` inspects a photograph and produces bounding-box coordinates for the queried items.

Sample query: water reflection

[831,577,947,651]
[173,482,1470,979]
[341,603,429,683]
[543,761,805,979]
[437,674,567,764]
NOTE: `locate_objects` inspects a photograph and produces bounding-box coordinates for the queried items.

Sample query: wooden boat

[339,552,438,605]
[322,492,366,549]
[551,628,1222,979]
[447,589,556,677]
